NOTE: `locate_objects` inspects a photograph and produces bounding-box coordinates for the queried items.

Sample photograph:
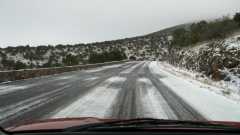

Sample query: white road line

[135,77,177,119]
[52,76,127,118]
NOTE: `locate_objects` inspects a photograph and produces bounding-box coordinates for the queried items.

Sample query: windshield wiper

[65,118,239,132]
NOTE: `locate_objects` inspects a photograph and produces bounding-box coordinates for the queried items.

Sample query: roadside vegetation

[88,50,127,64]
[0,12,239,71]
[167,12,240,94]
[172,13,240,47]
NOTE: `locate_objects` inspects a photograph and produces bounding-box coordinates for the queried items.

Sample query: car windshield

[0,0,240,131]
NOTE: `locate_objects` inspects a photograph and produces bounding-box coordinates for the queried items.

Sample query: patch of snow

[8,53,31,65]
[54,75,75,81]
[156,61,240,101]
[84,77,99,81]
[226,42,240,50]
[0,85,70,121]
[220,68,240,94]
[224,36,240,50]
[0,84,35,96]
[136,77,177,119]
[167,35,173,41]
[43,50,52,58]
[189,42,210,53]
[149,61,240,121]
[120,62,143,74]
[52,76,127,118]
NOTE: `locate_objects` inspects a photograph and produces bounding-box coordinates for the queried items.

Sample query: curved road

[0,61,205,128]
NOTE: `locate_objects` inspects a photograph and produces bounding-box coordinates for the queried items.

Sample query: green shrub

[14,61,27,70]
[172,15,239,47]
[234,12,240,26]
[63,54,79,66]
[88,50,126,64]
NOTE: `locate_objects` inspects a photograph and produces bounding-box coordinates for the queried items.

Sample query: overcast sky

[0,0,239,47]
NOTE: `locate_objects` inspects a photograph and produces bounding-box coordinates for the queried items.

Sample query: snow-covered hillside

[0,34,169,70]
[167,33,240,98]
[0,24,239,97]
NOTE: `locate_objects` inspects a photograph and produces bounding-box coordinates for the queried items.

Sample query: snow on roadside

[149,61,240,121]
[52,76,127,118]
[135,77,177,119]
[224,34,240,50]
[156,62,240,102]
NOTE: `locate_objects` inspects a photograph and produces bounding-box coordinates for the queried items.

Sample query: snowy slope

[0,33,169,70]
[149,61,240,121]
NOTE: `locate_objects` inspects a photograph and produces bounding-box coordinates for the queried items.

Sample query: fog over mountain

[0,0,240,47]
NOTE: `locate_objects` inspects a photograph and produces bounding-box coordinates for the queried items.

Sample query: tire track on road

[135,77,177,119]
[0,62,134,108]
[52,76,127,118]
[145,64,206,121]
[0,62,138,128]
[108,61,146,119]
[0,85,71,125]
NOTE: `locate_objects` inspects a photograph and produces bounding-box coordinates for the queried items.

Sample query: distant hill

[0,24,176,70]
[0,14,239,72]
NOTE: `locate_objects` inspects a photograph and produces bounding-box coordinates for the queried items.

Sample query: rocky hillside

[0,13,239,89]
[164,14,240,94]
[0,27,179,70]
[169,35,240,79]
[168,33,240,92]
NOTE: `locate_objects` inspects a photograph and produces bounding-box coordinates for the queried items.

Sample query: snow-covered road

[0,61,239,128]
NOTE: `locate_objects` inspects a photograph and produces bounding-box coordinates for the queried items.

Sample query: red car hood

[7,117,240,132]
[7,117,114,132]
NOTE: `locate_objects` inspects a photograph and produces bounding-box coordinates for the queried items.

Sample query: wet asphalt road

[0,61,205,128]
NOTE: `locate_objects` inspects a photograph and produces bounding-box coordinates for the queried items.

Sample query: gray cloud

[0,0,239,47]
